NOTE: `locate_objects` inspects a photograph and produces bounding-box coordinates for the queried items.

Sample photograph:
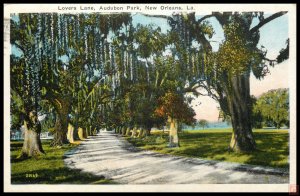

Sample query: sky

[132,13,289,122]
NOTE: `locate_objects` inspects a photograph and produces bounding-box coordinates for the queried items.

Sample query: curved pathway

[64,131,289,184]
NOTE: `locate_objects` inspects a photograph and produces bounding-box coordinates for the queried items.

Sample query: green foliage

[40,114,56,133]
[277,39,289,63]
[250,95,264,129]
[199,21,215,39]
[216,20,263,75]
[155,92,196,125]
[135,24,167,58]
[10,90,25,130]
[198,119,209,129]
[11,13,133,140]
[253,88,289,129]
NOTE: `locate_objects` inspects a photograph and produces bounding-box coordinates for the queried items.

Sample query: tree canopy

[10,11,289,157]
[198,119,209,129]
[253,88,289,129]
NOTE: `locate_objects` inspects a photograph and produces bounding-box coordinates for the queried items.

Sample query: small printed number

[26,173,38,178]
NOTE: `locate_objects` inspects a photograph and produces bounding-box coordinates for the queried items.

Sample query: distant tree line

[252,88,289,129]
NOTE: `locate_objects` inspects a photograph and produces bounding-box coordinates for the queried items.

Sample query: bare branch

[263,57,277,63]
[212,12,233,26]
[184,79,220,102]
[140,13,171,20]
[197,15,214,24]
[250,11,288,34]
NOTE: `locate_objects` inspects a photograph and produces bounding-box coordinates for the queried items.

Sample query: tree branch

[11,42,25,55]
[263,57,277,63]
[207,12,234,28]
[250,11,288,34]
[196,34,212,51]
[140,14,172,20]
[142,13,214,51]
[197,15,214,24]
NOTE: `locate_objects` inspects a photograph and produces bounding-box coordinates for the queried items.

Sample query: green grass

[11,140,116,184]
[126,129,289,169]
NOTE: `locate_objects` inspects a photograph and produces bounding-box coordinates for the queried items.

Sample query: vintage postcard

[3,3,297,192]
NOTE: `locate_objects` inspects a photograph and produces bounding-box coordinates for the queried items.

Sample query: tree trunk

[92,127,97,135]
[89,126,94,136]
[131,127,138,138]
[67,123,74,143]
[227,74,256,152]
[85,127,90,136]
[146,127,151,136]
[78,127,86,140]
[121,127,127,135]
[72,119,80,142]
[118,127,123,134]
[19,111,44,158]
[50,99,70,147]
[178,122,183,133]
[51,112,69,146]
[115,127,120,134]
[83,127,88,138]
[71,113,80,142]
[80,127,87,138]
[71,127,80,141]
[168,116,179,147]
[125,127,131,136]
[138,128,145,138]
[85,127,90,137]
[89,126,93,136]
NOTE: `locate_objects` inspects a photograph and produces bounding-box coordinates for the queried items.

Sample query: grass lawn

[126,129,289,169]
[11,140,115,184]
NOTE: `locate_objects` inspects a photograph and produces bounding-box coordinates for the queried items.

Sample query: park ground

[10,129,289,184]
[126,129,289,168]
[10,140,114,184]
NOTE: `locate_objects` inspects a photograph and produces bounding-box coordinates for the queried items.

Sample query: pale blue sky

[133,13,288,57]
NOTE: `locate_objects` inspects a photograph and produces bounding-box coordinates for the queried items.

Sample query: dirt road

[64,131,289,184]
